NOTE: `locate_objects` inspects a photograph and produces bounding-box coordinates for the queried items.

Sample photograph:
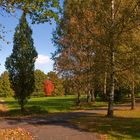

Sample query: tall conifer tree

[5,12,38,112]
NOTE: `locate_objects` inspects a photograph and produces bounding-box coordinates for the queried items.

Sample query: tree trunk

[87,90,90,103]
[107,0,115,118]
[107,51,115,117]
[90,89,95,102]
[76,92,81,105]
[103,72,107,100]
[128,93,130,98]
[20,101,25,113]
[131,55,135,109]
[131,79,135,110]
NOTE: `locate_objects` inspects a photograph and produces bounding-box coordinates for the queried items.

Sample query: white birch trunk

[107,0,115,117]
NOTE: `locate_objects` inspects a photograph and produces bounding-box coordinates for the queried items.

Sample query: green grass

[71,107,140,140]
[3,96,107,116]
[2,96,140,139]
[3,96,76,115]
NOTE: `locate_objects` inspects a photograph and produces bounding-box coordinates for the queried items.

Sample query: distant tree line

[33,70,64,97]
[0,70,64,98]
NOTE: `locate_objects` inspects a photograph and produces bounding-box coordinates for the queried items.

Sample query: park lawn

[3,96,76,115]
[3,96,140,139]
[71,106,140,140]
[3,96,107,116]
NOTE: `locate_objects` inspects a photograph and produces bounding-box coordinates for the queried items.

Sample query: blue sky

[0,3,63,75]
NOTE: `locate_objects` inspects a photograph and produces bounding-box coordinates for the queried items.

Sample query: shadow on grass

[2,97,77,117]
[0,105,48,117]
[71,115,140,140]
[4,97,108,117]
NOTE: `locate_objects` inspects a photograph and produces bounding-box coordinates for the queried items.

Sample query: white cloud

[35,54,54,73]
[36,54,52,65]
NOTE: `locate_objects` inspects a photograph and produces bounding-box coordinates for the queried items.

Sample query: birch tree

[53,0,140,117]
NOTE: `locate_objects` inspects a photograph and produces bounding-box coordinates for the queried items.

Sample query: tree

[47,71,64,96]
[53,0,96,104]
[6,0,60,24]
[0,71,14,97]
[5,12,37,112]
[101,0,140,116]
[53,0,140,117]
[33,69,47,97]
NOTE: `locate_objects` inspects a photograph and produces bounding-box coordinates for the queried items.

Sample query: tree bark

[20,100,25,113]
[107,51,115,117]
[87,90,90,103]
[77,92,81,105]
[90,89,95,102]
[130,53,136,110]
[103,72,107,100]
[131,80,135,109]
[107,0,115,118]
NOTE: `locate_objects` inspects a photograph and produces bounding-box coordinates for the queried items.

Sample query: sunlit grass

[71,106,140,140]
[2,96,140,139]
[115,107,140,118]
[3,96,107,116]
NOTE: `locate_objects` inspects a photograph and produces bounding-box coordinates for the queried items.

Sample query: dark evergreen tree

[5,12,38,112]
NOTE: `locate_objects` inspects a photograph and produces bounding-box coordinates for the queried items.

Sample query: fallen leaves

[0,128,34,140]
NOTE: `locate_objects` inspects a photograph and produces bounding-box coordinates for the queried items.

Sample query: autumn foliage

[44,80,54,96]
